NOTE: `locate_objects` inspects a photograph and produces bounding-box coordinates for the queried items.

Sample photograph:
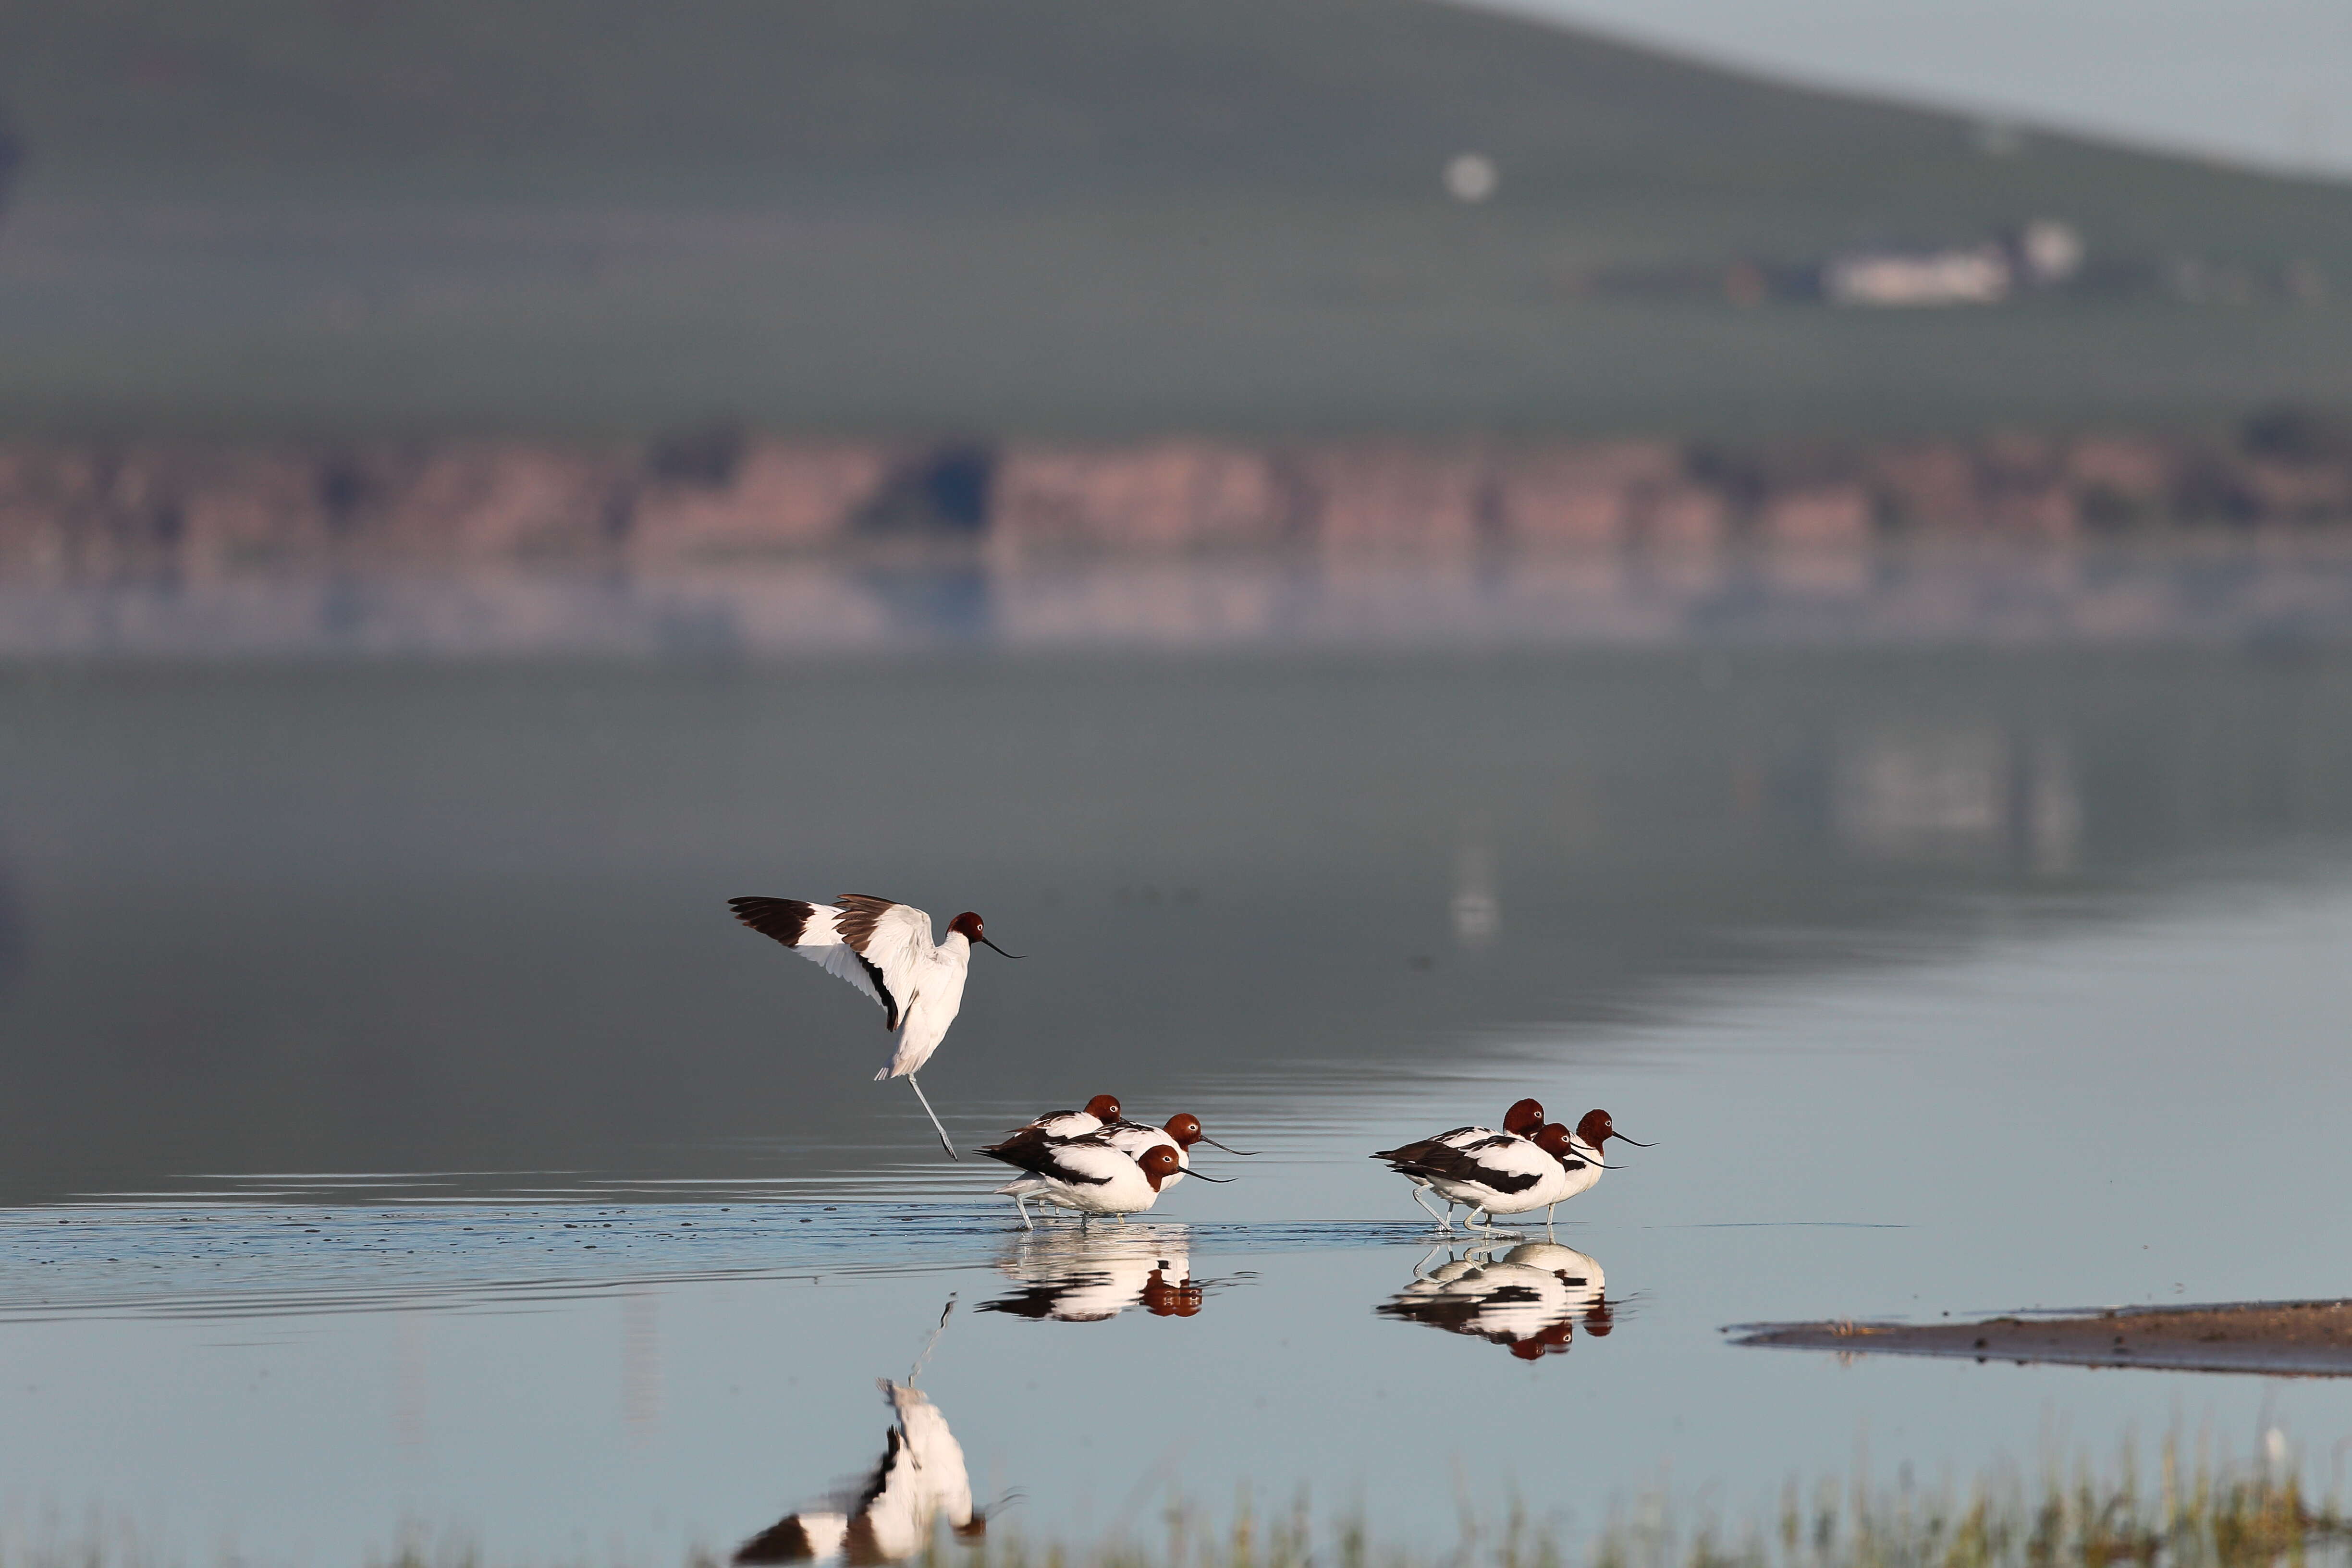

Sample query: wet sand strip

[1728,1299,2352,1377]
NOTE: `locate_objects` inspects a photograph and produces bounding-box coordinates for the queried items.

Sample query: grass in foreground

[893,1439,2351,1568]
[8,1439,2349,1568]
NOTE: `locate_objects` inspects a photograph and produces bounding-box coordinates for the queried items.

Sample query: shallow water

[5,633,2352,1562]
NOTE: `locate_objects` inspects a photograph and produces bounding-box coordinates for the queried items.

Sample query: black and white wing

[983,1108,1097,1150]
[1382,1132,1556,1195]
[728,894,934,1031]
[1101,1119,1186,1168]
[1371,1124,1492,1166]
[973,1131,1128,1187]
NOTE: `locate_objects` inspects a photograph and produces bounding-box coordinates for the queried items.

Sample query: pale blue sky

[1470,0,2352,180]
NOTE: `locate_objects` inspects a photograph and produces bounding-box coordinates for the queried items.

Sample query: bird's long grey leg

[1410,1187,1452,1229]
[1013,1193,1034,1230]
[908,1298,956,1383]
[906,1075,958,1160]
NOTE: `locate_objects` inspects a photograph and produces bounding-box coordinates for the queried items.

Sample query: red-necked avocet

[727,894,1021,1159]
[1099,1112,1258,1191]
[1545,1109,1647,1210]
[1012,1094,1124,1140]
[1374,1110,1647,1234]
[978,1135,1224,1228]
[1381,1097,1546,1227]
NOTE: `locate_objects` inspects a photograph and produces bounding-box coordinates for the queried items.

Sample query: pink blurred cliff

[5,424,2352,572]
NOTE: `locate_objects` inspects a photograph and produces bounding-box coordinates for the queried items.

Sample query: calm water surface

[3,633,2352,1562]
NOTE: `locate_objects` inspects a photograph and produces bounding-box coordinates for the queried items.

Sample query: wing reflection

[1376,1242,1612,1360]
[736,1305,991,1565]
[980,1226,1206,1322]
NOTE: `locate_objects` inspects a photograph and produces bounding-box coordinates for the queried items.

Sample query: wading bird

[728,894,1020,1158]
[1373,1110,1647,1235]
[1375,1097,1547,1227]
[979,1136,1220,1228]
[1006,1094,1125,1141]
[1543,1109,1646,1213]
[1097,1111,1257,1191]
[978,1111,1252,1220]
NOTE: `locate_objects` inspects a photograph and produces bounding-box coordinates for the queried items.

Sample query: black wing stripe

[1383,1141,1546,1194]
[978,1127,1051,1157]
[974,1136,1116,1184]
[728,896,815,946]
[1388,1160,1545,1195]
[832,894,898,953]
[856,951,902,1030]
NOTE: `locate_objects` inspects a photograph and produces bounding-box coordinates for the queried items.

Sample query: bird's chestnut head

[1137,1145,1184,1189]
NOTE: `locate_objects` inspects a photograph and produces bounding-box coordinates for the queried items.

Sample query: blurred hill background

[1,0,2350,438]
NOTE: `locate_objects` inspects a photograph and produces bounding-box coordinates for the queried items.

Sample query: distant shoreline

[7,420,2352,576]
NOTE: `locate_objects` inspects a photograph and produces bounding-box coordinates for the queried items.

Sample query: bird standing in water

[979,1137,1204,1228]
[728,894,1020,1158]
[1374,1110,1648,1235]
[1375,1097,1547,1227]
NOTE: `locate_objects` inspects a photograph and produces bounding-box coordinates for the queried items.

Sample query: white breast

[1102,1122,1190,1188]
[882,935,972,1078]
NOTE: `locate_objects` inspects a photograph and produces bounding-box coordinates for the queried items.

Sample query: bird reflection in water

[1377,1243,1613,1360]
[980,1226,1208,1322]
[735,1301,998,1565]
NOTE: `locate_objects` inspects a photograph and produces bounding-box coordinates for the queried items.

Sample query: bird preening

[728,893,1020,1158]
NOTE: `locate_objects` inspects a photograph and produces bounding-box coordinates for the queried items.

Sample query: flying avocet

[728,894,1020,1158]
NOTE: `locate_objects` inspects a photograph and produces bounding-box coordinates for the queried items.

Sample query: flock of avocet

[728,893,1646,1233]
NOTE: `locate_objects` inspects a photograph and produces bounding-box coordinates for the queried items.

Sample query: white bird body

[979,1108,1234,1219]
[731,895,971,1078]
[1098,1118,1191,1189]
[1396,1124,1503,1218]
[1551,1133,1605,1205]
[979,1133,1185,1227]
[1375,1108,1641,1233]
[729,894,1019,1157]
[1379,1099,1547,1227]
[734,1380,976,1565]
[1008,1094,1125,1142]
[1409,1130,1585,1217]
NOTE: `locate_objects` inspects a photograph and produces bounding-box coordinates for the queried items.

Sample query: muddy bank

[1731,1299,2352,1376]
[7,419,2352,574]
